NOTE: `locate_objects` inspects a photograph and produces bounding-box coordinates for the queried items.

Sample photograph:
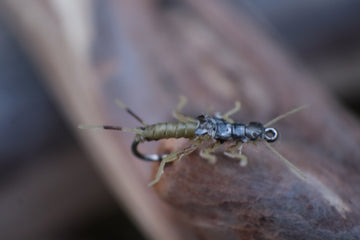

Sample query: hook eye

[264,128,278,142]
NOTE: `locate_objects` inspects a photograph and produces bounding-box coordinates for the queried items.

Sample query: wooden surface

[1,0,359,239]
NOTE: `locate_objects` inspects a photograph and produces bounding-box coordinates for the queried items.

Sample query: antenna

[264,141,306,179]
[265,105,308,127]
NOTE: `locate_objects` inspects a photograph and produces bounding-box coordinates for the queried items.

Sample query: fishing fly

[79,97,307,186]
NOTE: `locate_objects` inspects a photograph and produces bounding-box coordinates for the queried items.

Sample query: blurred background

[0,0,359,239]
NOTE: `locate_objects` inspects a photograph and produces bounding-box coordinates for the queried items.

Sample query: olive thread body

[141,121,198,141]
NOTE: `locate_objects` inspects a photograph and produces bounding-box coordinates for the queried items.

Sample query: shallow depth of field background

[0,1,359,239]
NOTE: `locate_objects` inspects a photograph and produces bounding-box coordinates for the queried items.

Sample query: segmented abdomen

[143,122,198,141]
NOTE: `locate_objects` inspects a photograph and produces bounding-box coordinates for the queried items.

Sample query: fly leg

[200,141,222,164]
[173,96,197,123]
[148,139,201,186]
[224,142,248,167]
[222,101,241,123]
